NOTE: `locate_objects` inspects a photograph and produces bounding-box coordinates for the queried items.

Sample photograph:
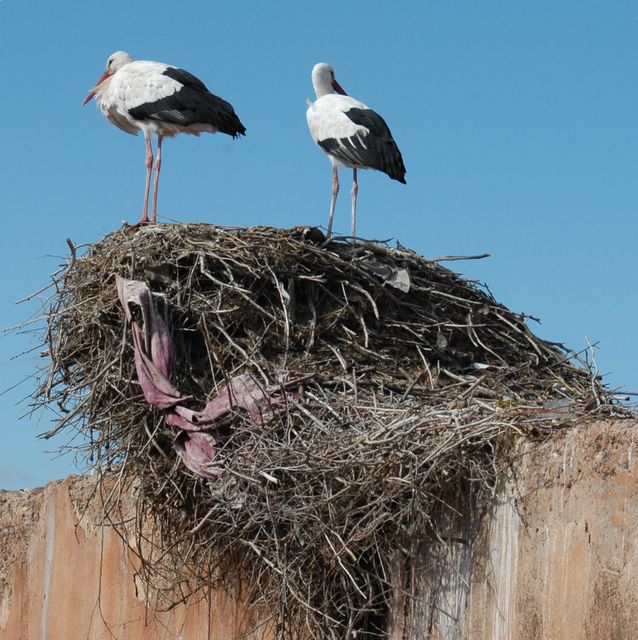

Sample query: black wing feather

[128,67,246,138]
[318,107,405,183]
[162,67,209,93]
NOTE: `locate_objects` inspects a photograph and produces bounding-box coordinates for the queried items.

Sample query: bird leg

[141,133,154,224]
[351,168,359,242]
[327,166,339,237]
[151,135,163,224]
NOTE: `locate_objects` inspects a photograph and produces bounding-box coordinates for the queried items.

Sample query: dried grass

[32,223,614,638]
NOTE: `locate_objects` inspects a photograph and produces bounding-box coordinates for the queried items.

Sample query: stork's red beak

[332,79,347,96]
[82,70,111,106]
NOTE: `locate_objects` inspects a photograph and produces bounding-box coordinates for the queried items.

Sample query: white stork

[306,63,406,240]
[83,51,246,224]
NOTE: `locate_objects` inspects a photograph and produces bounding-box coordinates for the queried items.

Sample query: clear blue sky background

[1,1,636,489]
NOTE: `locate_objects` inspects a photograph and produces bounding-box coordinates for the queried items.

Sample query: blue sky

[1,1,636,488]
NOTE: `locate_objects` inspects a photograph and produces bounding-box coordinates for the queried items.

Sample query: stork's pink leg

[151,135,163,224]
[327,166,339,238]
[141,133,153,224]
[351,168,359,242]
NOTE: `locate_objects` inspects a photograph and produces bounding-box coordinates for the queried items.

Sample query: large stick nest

[35,224,613,638]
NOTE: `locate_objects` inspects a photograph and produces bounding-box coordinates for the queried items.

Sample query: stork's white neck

[311,63,337,98]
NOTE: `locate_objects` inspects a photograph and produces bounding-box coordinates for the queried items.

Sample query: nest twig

[31,223,615,638]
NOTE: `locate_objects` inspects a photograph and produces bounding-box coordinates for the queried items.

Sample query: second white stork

[83,51,246,224]
[306,63,406,240]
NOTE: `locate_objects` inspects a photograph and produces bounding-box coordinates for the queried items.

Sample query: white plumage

[307,95,370,151]
[306,63,406,240]
[83,51,246,224]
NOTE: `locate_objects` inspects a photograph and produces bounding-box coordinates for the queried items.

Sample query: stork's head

[311,62,347,98]
[82,51,133,106]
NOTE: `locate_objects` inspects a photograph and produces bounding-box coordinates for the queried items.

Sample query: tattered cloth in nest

[116,275,308,477]
[35,223,617,639]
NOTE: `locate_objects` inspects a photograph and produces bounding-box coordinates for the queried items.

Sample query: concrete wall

[1,419,636,639]
[0,480,268,640]
[463,419,638,640]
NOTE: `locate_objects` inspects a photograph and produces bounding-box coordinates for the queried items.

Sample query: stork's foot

[138,212,156,226]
